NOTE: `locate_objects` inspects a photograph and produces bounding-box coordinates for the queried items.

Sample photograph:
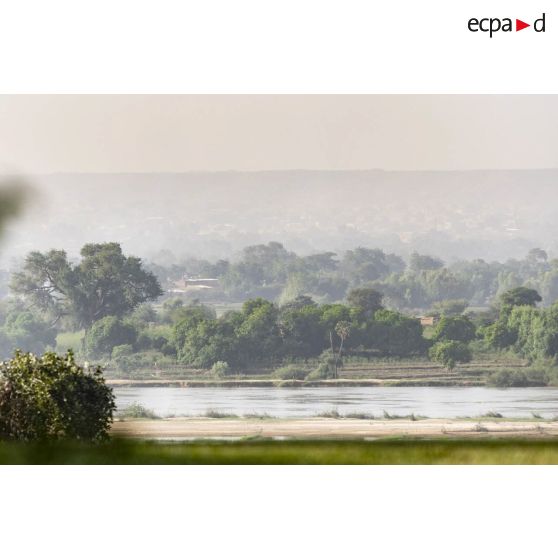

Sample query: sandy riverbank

[111,417,558,440]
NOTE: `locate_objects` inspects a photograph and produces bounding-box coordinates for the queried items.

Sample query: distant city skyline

[0,95,557,173]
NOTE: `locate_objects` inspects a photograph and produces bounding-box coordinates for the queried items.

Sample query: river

[113,386,558,419]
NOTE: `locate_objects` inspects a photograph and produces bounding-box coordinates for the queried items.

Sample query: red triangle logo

[516,19,530,31]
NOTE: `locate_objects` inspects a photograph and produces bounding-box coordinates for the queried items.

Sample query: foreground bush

[0,351,115,441]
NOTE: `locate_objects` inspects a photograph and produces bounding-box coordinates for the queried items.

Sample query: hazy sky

[0,95,557,173]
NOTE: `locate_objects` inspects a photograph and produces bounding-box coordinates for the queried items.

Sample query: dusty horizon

[1,95,558,173]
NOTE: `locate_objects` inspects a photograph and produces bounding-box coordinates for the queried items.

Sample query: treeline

[4,241,558,385]
[149,242,558,310]
[75,289,429,371]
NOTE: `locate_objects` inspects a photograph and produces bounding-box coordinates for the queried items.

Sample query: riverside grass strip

[3,438,558,464]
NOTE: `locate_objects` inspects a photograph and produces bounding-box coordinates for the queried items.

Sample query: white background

[0,1,557,557]
[0,0,555,92]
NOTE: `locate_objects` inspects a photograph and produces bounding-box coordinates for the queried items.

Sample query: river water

[114,386,558,419]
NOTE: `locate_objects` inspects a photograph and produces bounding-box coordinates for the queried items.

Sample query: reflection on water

[114,386,558,419]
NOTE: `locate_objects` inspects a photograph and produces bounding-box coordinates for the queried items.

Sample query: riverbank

[107,378,486,387]
[111,417,558,440]
[105,357,534,387]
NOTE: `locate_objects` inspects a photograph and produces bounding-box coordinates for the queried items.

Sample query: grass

[344,412,375,420]
[316,409,342,418]
[383,411,423,421]
[242,412,274,420]
[482,411,503,418]
[204,409,239,418]
[3,438,558,464]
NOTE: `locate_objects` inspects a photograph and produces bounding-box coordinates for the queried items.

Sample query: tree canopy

[499,287,542,308]
[11,242,163,330]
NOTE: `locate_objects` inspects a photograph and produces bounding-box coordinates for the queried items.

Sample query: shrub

[0,351,115,441]
[488,369,549,387]
[211,361,230,378]
[273,365,307,380]
[112,344,134,359]
[118,402,159,419]
[432,315,476,343]
[84,316,138,358]
[305,358,336,380]
[429,340,472,371]
[109,350,171,374]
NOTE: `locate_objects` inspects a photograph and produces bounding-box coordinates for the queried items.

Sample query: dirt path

[111,417,558,440]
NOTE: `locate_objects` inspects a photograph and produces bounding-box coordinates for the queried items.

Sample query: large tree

[500,287,542,308]
[11,242,162,330]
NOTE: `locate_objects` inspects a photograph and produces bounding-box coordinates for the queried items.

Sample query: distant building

[168,276,220,293]
[419,316,438,327]
[183,277,220,288]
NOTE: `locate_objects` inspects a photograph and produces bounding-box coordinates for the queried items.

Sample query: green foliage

[482,319,517,350]
[341,248,401,283]
[211,361,230,378]
[365,309,428,356]
[429,340,472,370]
[112,344,134,359]
[118,402,159,419]
[484,301,558,363]
[410,252,444,272]
[488,369,549,387]
[56,330,85,354]
[0,310,56,357]
[84,316,138,358]
[500,287,542,308]
[0,351,115,441]
[431,299,468,316]
[11,242,162,330]
[432,315,476,343]
[136,324,175,355]
[306,351,338,380]
[130,303,158,324]
[346,287,383,316]
[272,365,307,380]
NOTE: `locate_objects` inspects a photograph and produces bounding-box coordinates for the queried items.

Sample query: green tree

[346,287,384,317]
[278,301,326,359]
[429,340,472,371]
[0,351,115,441]
[500,287,542,308]
[1,310,56,356]
[235,298,282,365]
[84,316,138,358]
[330,320,351,378]
[11,242,162,331]
[341,248,393,283]
[367,309,428,357]
[432,315,476,343]
[409,252,444,272]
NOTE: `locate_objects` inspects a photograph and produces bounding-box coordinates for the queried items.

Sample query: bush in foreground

[0,351,115,441]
